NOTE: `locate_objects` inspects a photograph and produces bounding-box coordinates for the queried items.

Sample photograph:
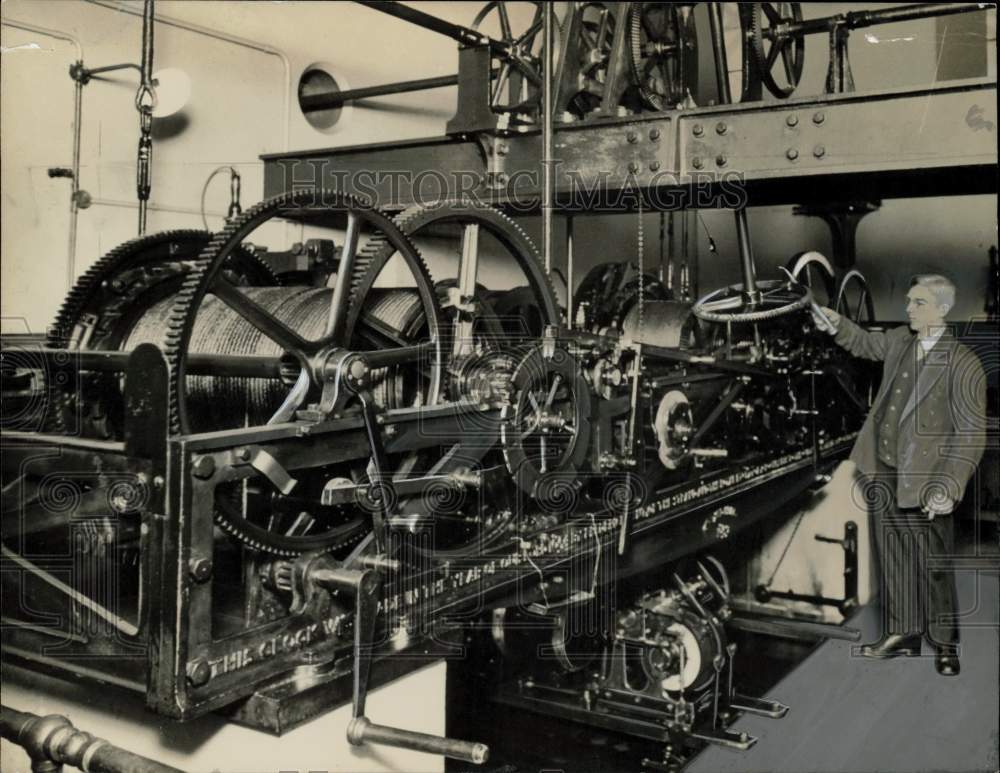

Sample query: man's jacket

[834,317,987,507]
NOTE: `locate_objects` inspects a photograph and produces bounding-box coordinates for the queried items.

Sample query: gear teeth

[46,230,214,434]
[160,188,417,555]
[387,198,561,331]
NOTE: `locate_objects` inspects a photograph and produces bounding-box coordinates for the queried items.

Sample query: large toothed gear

[161,189,444,436]
[45,229,274,437]
[628,2,698,111]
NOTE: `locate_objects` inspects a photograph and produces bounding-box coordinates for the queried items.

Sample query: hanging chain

[135,0,156,235]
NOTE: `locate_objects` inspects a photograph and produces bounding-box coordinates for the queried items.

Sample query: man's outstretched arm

[812,306,891,361]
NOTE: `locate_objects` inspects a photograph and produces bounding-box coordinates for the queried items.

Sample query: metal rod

[846,1,988,27]
[300,73,460,111]
[357,1,501,50]
[135,0,155,236]
[542,2,555,275]
[735,208,758,300]
[348,717,489,765]
[70,71,83,290]
[780,2,989,37]
[36,349,283,378]
[1,705,185,773]
[84,61,143,77]
[708,3,731,104]
[566,215,575,327]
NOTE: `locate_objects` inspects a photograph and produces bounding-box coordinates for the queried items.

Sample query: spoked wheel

[471,1,552,115]
[628,1,698,111]
[501,344,592,504]
[745,2,804,99]
[164,190,444,435]
[379,200,562,360]
[158,189,445,556]
[692,278,811,325]
[834,269,876,324]
[365,200,563,557]
[561,2,618,117]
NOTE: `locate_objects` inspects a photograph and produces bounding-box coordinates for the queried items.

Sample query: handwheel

[692,278,812,324]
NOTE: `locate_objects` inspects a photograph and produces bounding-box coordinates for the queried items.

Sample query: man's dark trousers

[869,459,959,646]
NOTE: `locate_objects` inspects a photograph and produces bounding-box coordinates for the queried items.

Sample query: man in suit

[815,274,986,676]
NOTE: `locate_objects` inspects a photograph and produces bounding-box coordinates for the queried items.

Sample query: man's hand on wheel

[811,305,840,334]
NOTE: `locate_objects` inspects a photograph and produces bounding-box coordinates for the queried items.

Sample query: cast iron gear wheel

[748,2,804,99]
[351,200,562,556]
[45,229,273,436]
[161,189,444,556]
[628,2,698,111]
[358,199,562,343]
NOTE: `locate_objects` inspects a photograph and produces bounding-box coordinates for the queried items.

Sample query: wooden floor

[690,568,1000,773]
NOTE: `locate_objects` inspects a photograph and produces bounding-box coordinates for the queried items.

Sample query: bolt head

[786,114,799,127]
[235,447,252,462]
[692,123,704,136]
[189,557,213,582]
[649,160,661,172]
[716,122,727,135]
[191,455,216,479]
[626,130,638,143]
[349,358,368,381]
[692,157,703,170]
[813,111,825,124]
[649,128,661,141]
[627,161,640,174]
[716,154,727,167]
[786,148,799,161]
[813,144,826,158]
[186,658,211,687]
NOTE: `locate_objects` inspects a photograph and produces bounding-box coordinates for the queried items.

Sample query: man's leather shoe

[859,634,921,659]
[935,646,960,676]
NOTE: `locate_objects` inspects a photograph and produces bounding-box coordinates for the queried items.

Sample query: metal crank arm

[355,388,392,555]
[342,562,489,766]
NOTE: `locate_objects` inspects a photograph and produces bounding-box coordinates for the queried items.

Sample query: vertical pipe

[69,75,83,289]
[708,2,731,104]
[566,216,575,327]
[708,2,757,300]
[542,3,555,276]
[735,210,758,300]
[2,20,84,294]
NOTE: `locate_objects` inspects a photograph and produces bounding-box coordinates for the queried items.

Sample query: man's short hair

[909,274,956,309]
